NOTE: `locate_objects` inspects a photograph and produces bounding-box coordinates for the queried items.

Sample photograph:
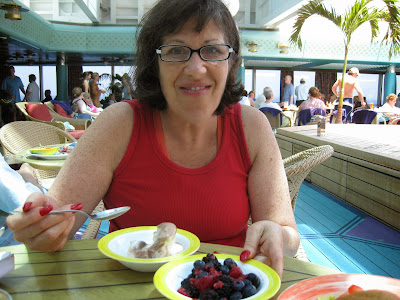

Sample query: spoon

[10,206,131,221]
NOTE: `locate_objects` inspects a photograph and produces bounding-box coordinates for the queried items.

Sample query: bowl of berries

[153,253,281,300]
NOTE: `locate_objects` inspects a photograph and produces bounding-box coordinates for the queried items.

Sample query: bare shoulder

[240,105,275,161]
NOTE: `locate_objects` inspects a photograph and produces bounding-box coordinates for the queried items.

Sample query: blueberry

[246,273,260,288]
[196,271,209,278]
[220,265,230,275]
[243,279,252,286]
[224,258,237,269]
[205,262,214,269]
[233,280,245,291]
[242,284,257,298]
[229,291,243,300]
[194,260,206,270]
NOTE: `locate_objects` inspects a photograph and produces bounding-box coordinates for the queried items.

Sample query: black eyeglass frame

[155,44,234,62]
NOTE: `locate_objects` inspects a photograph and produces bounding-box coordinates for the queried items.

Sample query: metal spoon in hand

[10,206,131,221]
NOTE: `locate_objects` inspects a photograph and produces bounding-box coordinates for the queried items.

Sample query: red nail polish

[240,250,250,262]
[23,202,33,212]
[213,251,220,254]
[70,203,83,210]
[39,205,53,216]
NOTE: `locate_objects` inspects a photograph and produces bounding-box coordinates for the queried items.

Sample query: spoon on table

[10,206,131,221]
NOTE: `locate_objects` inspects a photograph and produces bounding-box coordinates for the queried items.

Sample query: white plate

[27,150,69,160]
[98,226,200,272]
[154,254,281,300]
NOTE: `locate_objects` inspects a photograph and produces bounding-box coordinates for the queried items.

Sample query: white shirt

[238,96,250,106]
[255,94,266,109]
[379,103,400,115]
[259,102,282,111]
[295,84,308,101]
[26,81,40,102]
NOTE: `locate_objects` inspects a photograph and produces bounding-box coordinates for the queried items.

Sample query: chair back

[297,108,326,125]
[0,121,76,155]
[352,109,378,124]
[283,145,334,210]
[259,107,282,129]
[334,103,353,122]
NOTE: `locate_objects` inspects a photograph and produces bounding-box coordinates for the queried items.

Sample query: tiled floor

[296,181,400,279]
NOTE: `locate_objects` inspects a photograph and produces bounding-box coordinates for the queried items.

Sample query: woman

[298,86,326,113]
[70,87,100,119]
[81,72,91,94]
[379,93,400,123]
[7,0,298,278]
[248,90,256,107]
[90,72,105,108]
[121,73,133,100]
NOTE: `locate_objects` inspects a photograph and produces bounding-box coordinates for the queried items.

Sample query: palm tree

[289,0,400,123]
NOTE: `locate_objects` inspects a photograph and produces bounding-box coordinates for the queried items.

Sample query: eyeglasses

[156,44,233,62]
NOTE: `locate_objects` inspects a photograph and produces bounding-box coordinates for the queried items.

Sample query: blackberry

[181,278,200,298]
[203,253,217,264]
[199,288,219,300]
[214,275,234,298]
[203,253,222,271]
[246,273,260,288]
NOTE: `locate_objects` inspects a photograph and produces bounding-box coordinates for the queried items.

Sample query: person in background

[1,154,43,246]
[7,0,299,279]
[70,87,100,120]
[90,72,105,108]
[259,87,281,110]
[297,86,326,113]
[255,86,271,109]
[395,92,400,108]
[332,67,364,107]
[295,78,308,107]
[24,74,40,102]
[281,75,295,107]
[247,90,255,107]
[353,96,368,110]
[238,89,250,106]
[0,66,26,121]
[379,93,400,123]
[41,90,52,103]
[80,72,91,95]
[121,73,134,100]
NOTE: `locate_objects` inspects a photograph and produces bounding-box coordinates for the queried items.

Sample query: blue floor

[296,181,400,279]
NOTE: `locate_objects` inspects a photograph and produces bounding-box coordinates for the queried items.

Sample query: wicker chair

[81,200,106,239]
[15,102,89,139]
[284,145,334,211]
[44,101,91,130]
[0,121,76,187]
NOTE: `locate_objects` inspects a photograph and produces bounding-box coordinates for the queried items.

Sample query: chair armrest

[48,110,91,129]
[281,113,292,127]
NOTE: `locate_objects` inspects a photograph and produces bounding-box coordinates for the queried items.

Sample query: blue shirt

[283,83,295,103]
[1,75,24,103]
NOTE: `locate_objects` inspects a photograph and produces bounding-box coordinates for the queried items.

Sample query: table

[18,144,69,171]
[0,240,340,299]
[281,107,298,127]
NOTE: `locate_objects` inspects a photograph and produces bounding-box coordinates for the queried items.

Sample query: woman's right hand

[6,192,79,252]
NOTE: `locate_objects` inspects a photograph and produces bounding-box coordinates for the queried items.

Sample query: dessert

[127,222,183,258]
[29,146,59,155]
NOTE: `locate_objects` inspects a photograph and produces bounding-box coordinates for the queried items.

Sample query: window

[293,71,315,91]
[254,70,281,102]
[244,69,253,95]
[14,66,40,100]
[42,66,57,100]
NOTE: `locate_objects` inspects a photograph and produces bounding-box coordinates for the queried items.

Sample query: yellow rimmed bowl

[29,146,59,155]
[154,253,281,299]
[98,226,200,272]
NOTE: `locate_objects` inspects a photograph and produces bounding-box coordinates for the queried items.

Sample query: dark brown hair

[133,0,243,114]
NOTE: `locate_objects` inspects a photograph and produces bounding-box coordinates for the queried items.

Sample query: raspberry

[177,287,190,297]
[229,266,243,279]
[194,275,215,293]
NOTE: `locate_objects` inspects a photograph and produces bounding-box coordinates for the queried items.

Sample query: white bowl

[153,253,281,300]
[98,226,200,272]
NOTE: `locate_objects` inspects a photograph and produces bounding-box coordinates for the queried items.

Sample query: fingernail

[70,203,83,210]
[23,202,33,212]
[240,250,251,262]
[39,205,53,216]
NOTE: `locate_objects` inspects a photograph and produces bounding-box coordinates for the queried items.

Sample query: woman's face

[249,92,255,99]
[388,98,397,107]
[158,18,230,121]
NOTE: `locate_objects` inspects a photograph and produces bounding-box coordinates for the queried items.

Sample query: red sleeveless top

[104,100,252,247]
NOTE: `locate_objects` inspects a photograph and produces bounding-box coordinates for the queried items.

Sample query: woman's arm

[240,105,300,277]
[7,102,134,251]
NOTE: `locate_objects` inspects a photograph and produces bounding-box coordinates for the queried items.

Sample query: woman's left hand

[240,221,285,278]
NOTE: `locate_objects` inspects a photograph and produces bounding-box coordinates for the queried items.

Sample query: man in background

[281,75,295,106]
[255,86,271,109]
[332,67,364,107]
[295,78,308,106]
[24,74,40,102]
[0,66,26,121]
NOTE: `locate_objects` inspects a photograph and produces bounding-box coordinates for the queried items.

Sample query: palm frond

[289,0,341,49]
